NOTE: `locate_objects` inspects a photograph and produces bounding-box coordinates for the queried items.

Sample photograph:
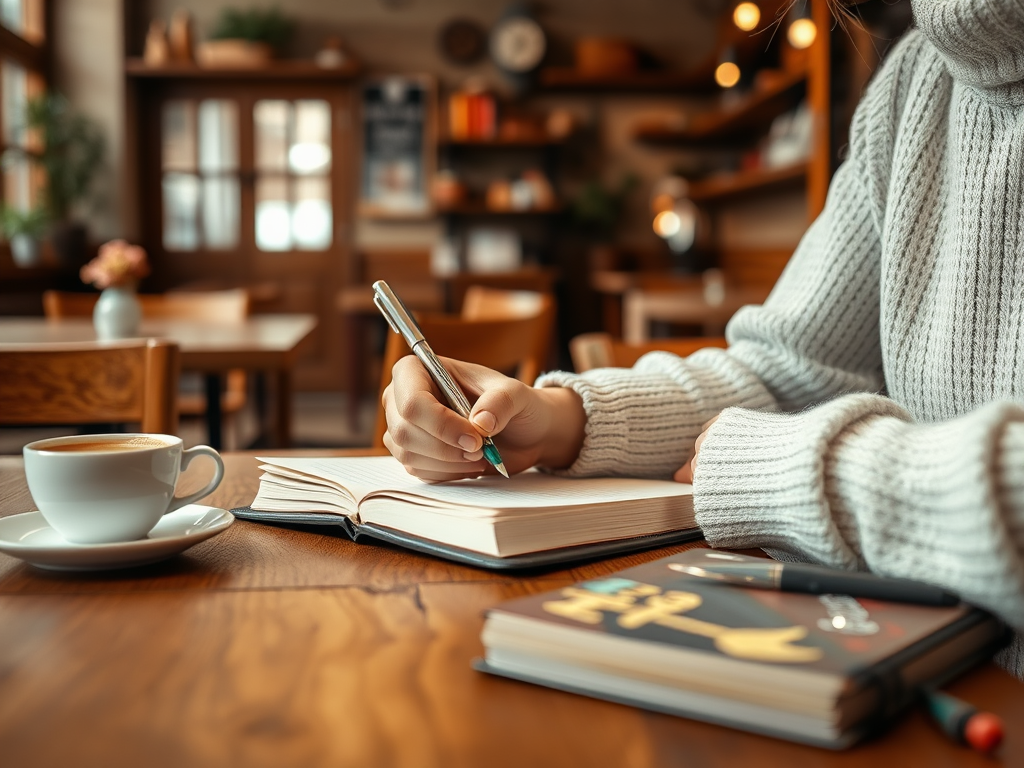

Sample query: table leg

[274,369,292,448]
[203,374,223,450]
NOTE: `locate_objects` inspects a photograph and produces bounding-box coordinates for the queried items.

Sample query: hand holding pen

[374,281,587,483]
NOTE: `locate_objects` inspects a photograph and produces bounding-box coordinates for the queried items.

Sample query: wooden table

[0,315,317,449]
[0,452,1021,768]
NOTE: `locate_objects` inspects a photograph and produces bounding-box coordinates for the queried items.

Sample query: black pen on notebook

[669,555,960,606]
[372,279,509,478]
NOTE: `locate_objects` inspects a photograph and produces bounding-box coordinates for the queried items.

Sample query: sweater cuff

[535,349,777,478]
[693,393,909,560]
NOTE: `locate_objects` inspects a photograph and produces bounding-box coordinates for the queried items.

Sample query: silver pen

[372,280,509,478]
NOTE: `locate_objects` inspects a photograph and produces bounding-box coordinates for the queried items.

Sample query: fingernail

[473,411,496,432]
[463,450,483,461]
[458,434,479,451]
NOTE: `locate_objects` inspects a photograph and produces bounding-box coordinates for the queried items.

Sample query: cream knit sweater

[537,0,1024,678]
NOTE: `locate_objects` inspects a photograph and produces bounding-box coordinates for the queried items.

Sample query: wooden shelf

[125,58,360,80]
[688,163,807,204]
[634,69,807,145]
[435,203,563,217]
[438,136,565,148]
[538,66,714,93]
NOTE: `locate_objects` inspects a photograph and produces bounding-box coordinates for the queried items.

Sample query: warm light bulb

[653,210,681,238]
[787,17,817,49]
[732,2,760,32]
[715,61,741,89]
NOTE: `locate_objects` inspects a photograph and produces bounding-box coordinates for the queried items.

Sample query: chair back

[373,295,556,447]
[43,289,250,323]
[0,339,180,434]
[570,332,728,372]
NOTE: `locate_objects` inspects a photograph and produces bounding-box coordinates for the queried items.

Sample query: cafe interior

[8,2,1024,766]
[0,0,914,453]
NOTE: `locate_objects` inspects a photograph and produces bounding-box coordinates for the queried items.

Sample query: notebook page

[258,455,692,510]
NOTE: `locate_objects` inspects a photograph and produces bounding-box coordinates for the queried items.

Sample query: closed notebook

[232,456,700,569]
[475,549,1009,748]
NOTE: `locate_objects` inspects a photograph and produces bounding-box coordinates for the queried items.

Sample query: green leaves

[209,7,296,51]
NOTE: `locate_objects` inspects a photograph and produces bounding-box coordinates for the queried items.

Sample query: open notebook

[231,456,701,569]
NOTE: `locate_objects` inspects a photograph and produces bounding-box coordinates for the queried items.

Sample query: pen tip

[495,462,510,479]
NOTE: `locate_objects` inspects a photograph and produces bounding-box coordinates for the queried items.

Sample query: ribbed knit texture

[536,0,1024,678]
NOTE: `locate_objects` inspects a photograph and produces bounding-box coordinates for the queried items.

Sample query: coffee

[37,437,169,453]
[24,433,224,544]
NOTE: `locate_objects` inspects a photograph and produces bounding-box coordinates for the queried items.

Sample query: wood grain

[0,451,1022,767]
[0,339,178,434]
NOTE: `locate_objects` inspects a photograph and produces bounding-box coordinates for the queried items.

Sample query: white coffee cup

[23,434,225,544]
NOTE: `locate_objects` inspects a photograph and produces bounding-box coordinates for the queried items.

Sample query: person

[381,0,1024,679]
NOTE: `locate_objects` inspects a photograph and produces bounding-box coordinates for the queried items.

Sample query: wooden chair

[0,339,179,434]
[373,289,556,447]
[569,332,728,372]
[42,289,251,419]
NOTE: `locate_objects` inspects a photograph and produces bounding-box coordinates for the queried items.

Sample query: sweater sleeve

[536,154,884,478]
[694,395,1024,666]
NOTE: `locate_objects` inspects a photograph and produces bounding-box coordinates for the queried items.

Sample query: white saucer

[0,505,234,571]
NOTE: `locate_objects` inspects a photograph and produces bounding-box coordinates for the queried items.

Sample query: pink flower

[80,239,150,289]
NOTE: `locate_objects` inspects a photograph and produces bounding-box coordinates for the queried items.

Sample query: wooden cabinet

[125,60,357,390]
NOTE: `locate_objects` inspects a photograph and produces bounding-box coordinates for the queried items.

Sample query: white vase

[93,285,142,340]
[10,233,42,267]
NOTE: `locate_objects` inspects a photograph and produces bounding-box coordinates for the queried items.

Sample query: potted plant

[198,7,296,68]
[1,205,49,268]
[2,93,104,267]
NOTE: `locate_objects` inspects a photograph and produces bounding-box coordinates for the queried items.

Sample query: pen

[923,687,1004,754]
[372,280,509,478]
[669,558,960,606]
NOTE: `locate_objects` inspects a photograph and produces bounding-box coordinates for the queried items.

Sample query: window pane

[293,176,331,250]
[291,100,331,175]
[256,176,290,251]
[0,0,21,33]
[162,101,195,172]
[202,177,239,249]
[163,173,200,250]
[198,100,238,173]
[2,59,27,147]
[254,100,289,172]
[3,156,30,214]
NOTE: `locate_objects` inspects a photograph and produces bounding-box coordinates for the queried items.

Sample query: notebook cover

[230,505,703,570]
[477,550,1009,745]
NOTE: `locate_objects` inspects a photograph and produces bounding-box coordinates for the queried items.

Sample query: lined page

[258,455,691,510]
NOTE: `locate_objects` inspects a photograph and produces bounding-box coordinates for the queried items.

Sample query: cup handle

[166,445,225,514]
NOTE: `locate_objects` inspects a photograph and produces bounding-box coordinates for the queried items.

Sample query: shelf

[438,136,566,148]
[538,66,714,93]
[688,163,807,204]
[634,69,807,145]
[435,203,563,217]
[125,58,360,80]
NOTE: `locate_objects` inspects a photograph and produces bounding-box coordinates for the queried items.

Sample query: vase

[93,285,142,340]
[9,234,42,268]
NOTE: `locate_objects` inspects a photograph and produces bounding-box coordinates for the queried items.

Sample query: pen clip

[373,294,402,336]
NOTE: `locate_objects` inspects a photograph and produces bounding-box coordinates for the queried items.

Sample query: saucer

[0,505,234,571]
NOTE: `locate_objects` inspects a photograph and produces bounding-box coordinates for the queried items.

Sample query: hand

[674,415,720,484]
[382,355,585,482]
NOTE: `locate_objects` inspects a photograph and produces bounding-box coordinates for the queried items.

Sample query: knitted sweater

[536,0,1024,678]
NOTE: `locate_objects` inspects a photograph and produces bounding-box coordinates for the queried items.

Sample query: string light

[787,0,817,49]
[732,2,760,32]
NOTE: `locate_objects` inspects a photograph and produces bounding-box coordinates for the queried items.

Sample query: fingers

[674,414,721,484]
[382,430,488,481]
[385,356,484,452]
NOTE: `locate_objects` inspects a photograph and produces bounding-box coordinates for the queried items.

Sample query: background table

[0,452,1021,768]
[0,315,317,448]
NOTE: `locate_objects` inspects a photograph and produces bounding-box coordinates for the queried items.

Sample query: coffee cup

[23,434,225,544]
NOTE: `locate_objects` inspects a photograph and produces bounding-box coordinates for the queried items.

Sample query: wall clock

[439,18,486,66]
[489,7,546,78]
